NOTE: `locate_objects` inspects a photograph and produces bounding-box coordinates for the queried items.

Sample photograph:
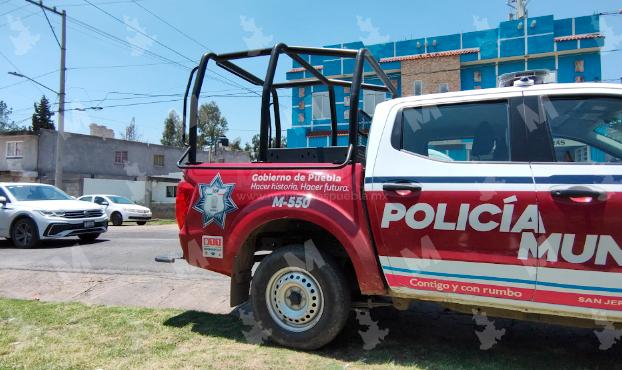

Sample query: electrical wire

[130,0,210,51]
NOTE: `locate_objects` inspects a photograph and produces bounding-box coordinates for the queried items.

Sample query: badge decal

[193,173,238,228]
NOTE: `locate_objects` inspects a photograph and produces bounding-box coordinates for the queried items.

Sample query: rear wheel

[250,245,350,350]
[78,233,100,243]
[11,218,40,249]
[137,221,147,225]
[110,212,123,226]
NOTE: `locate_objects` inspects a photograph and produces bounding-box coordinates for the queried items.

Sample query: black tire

[136,221,147,225]
[10,218,40,249]
[78,233,100,243]
[110,212,123,226]
[250,244,350,350]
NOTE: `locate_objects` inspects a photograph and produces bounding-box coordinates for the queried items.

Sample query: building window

[114,151,128,164]
[363,91,386,116]
[297,112,305,123]
[438,83,449,93]
[153,154,164,167]
[344,96,350,107]
[575,60,585,73]
[166,185,177,198]
[575,75,585,83]
[298,88,305,98]
[312,92,330,120]
[413,80,423,96]
[474,71,482,83]
[6,141,23,158]
[298,100,305,110]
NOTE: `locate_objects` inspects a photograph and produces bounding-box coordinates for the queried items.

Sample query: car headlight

[37,210,65,217]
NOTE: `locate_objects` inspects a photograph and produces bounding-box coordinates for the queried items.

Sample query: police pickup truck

[172,44,622,349]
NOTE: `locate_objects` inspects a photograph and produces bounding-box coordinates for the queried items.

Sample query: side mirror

[0,196,7,206]
[100,201,109,207]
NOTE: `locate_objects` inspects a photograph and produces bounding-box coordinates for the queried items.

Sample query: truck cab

[173,44,622,350]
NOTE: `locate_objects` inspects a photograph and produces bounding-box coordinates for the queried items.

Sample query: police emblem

[192,173,238,228]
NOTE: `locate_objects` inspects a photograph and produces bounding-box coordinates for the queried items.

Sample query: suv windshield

[7,185,72,201]
[108,196,134,204]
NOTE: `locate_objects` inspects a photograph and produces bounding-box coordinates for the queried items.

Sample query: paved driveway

[0,224,231,313]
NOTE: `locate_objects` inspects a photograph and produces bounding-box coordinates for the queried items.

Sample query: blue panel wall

[499,19,525,38]
[528,15,554,35]
[461,64,496,90]
[287,128,307,148]
[528,34,554,54]
[498,60,525,75]
[395,39,424,56]
[428,33,461,53]
[554,18,573,37]
[309,136,327,147]
[558,52,601,82]
[500,38,525,57]
[575,15,600,34]
[462,29,498,60]
[557,40,578,51]
[527,57,555,71]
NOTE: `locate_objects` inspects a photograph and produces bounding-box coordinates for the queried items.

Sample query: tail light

[176,180,195,229]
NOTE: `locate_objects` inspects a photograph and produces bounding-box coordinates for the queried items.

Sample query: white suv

[0,183,108,248]
[78,194,152,226]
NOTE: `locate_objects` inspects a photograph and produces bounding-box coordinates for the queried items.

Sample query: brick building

[285,13,605,148]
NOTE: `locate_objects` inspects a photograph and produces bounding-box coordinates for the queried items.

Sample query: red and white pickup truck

[173,45,622,349]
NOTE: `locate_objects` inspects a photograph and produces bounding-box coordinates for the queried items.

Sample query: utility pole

[507,0,529,20]
[25,0,66,190]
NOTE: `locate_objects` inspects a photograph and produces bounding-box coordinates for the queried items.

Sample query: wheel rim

[15,222,33,246]
[265,267,324,332]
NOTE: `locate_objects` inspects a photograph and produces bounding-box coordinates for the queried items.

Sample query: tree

[120,117,142,141]
[0,101,22,133]
[160,110,184,147]
[244,134,260,161]
[197,101,228,150]
[229,137,242,151]
[31,95,55,133]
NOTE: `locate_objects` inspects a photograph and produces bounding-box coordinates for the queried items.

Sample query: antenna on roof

[507,0,529,20]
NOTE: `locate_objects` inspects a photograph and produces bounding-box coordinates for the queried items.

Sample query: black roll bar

[183,43,399,166]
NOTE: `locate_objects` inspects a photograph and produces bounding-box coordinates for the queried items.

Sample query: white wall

[83,178,146,204]
[152,181,178,204]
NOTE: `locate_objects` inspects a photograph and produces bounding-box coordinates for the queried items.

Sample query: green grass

[0,298,620,369]
[146,219,177,225]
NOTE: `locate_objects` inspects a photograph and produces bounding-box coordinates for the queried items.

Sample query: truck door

[366,94,539,305]
[526,93,622,314]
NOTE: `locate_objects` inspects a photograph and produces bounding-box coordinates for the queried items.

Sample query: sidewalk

[0,268,232,313]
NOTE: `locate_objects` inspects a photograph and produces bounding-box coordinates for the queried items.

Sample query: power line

[0,11,38,28]
[130,0,210,51]
[0,4,28,17]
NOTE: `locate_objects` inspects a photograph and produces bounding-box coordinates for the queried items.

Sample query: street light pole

[25,0,66,190]
[56,9,66,190]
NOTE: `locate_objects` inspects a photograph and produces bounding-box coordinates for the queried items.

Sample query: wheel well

[10,215,35,234]
[229,219,358,307]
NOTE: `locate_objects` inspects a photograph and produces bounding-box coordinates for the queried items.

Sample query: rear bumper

[43,220,108,238]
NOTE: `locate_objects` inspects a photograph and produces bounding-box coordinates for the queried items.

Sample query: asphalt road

[0,224,218,278]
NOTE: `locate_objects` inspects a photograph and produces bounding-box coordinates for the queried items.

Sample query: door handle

[383,183,422,192]
[551,187,605,199]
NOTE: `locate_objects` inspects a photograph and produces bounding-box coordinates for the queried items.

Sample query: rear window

[395,100,511,162]
[544,96,622,163]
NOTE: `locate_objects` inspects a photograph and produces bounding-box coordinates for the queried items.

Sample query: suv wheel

[110,212,123,226]
[11,218,40,249]
[250,245,350,350]
[78,233,100,243]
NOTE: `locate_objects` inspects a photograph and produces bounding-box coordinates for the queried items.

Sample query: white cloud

[356,16,389,45]
[601,18,622,51]
[7,15,40,56]
[473,15,491,31]
[124,16,156,57]
[240,15,273,49]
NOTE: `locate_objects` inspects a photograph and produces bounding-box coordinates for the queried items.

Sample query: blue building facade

[286,14,604,148]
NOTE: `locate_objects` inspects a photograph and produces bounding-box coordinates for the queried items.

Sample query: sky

[1,0,621,146]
